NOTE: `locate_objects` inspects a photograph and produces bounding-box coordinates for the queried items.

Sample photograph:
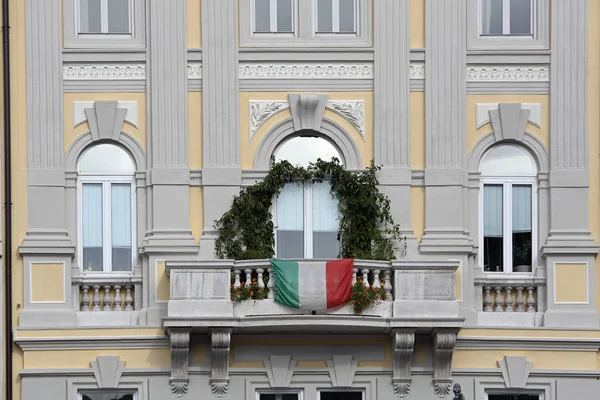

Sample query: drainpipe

[2,0,12,398]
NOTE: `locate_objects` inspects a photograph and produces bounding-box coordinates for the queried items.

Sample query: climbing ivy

[214,158,406,261]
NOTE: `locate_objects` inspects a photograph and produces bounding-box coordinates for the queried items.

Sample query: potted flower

[513,240,532,273]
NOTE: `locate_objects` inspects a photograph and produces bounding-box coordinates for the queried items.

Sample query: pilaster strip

[148,0,188,167]
[202,0,239,167]
[374,0,410,166]
[425,0,466,168]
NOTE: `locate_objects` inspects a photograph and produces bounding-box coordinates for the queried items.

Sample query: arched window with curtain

[479,144,537,273]
[77,143,136,273]
[273,133,343,259]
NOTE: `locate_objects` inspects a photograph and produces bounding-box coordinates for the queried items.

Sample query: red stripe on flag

[325,259,354,309]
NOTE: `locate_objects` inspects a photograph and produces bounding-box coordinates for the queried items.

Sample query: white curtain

[512,185,532,233]
[483,185,503,237]
[82,183,103,247]
[111,183,132,248]
[277,183,304,231]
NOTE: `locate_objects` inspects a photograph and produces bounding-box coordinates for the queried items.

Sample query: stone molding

[239,63,374,79]
[467,66,549,82]
[63,64,203,80]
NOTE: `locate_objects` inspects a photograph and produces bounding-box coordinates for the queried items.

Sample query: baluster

[244,268,253,287]
[114,285,122,311]
[361,269,369,288]
[515,287,525,312]
[505,286,513,312]
[372,269,381,289]
[267,267,274,299]
[352,268,358,285]
[92,285,101,311]
[233,270,241,288]
[81,285,90,311]
[103,285,112,311]
[125,285,133,311]
[383,270,393,301]
[256,268,265,288]
[526,287,535,312]
[483,286,492,312]
[494,286,504,312]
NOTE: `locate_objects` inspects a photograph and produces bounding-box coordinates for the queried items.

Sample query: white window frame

[314,0,358,35]
[240,0,371,47]
[273,180,339,259]
[252,0,296,34]
[485,393,542,400]
[77,174,137,274]
[317,389,365,400]
[64,0,146,49]
[256,390,303,400]
[78,391,138,400]
[76,0,134,36]
[479,176,537,275]
[467,0,548,50]
[479,0,535,37]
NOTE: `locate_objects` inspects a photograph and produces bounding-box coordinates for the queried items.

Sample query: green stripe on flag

[271,259,300,309]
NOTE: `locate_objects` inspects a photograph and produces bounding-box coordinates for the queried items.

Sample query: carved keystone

[210,329,232,398]
[489,103,530,142]
[169,329,191,398]
[288,93,329,131]
[432,329,457,398]
[85,101,127,142]
[392,329,415,398]
[91,356,125,388]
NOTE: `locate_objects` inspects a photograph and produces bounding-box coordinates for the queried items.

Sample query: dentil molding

[249,99,365,141]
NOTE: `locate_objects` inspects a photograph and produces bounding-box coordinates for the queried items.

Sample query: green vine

[214,158,406,261]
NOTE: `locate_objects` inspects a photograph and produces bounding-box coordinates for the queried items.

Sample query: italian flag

[271,258,354,310]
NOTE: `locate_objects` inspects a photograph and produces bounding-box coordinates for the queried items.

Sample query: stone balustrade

[73,274,142,312]
[475,276,546,313]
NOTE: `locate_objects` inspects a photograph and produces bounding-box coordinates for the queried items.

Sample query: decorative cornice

[63,63,203,80]
[15,336,169,351]
[466,66,549,82]
[239,63,374,79]
[410,63,425,79]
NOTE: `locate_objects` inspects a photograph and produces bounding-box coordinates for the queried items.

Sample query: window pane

[82,183,103,272]
[509,0,532,34]
[277,183,304,258]
[338,0,356,33]
[489,395,540,400]
[259,395,276,400]
[312,181,339,258]
[274,136,343,168]
[317,0,334,32]
[80,392,135,400]
[320,392,362,400]
[512,185,532,271]
[276,0,293,32]
[254,0,271,32]
[107,0,131,33]
[79,0,102,34]
[481,0,503,35]
[78,144,135,175]
[111,183,133,272]
[483,184,504,272]
[282,395,299,400]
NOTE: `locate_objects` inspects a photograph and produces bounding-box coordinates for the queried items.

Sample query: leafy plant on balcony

[214,158,406,261]
[230,278,269,301]
[350,277,387,315]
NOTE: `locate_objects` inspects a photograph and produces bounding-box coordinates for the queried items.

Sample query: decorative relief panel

[188,63,202,79]
[467,66,549,82]
[249,99,365,142]
[64,64,203,80]
[410,63,425,79]
[239,63,374,80]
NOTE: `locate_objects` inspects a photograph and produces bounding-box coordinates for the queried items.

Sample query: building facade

[3,0,600,399]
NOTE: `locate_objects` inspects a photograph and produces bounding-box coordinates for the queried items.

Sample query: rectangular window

[481,0,533,36]
[316,0,357,34]
[319,391,363,400]
[259,394,300,400]
[253,0,294,33]
[78,0,132,35]
[81,179,134,273]
[79,391,136,400]
[482,182,533,273]
[276,181,339,259]
[488,395,540,400]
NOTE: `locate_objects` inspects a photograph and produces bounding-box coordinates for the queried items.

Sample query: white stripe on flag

[298,261,327,310]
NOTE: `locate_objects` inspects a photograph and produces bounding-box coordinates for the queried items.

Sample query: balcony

[162,258,464,334]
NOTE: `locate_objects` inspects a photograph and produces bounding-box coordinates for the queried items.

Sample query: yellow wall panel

[188,92,203,168]
[23,349,171,369]
[30,263,64,303]
[410,187,425,241]
[410,92,425,169]
[187,0,202,48]
[63,93,147,152]
[155,261,170,302]
[190,187,204,243]
[466,94,549,156]
[240,92,374,170]
[410,0,425,48]
[453,349,598,370]
[555,263,588,303]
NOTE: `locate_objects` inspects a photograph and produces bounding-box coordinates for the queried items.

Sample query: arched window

[77,144,136,273]
[274,134,342,259]
[479,144,537,273]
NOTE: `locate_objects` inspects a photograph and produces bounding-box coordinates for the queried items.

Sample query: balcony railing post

[384,270,393,301]
[267,267,274,299]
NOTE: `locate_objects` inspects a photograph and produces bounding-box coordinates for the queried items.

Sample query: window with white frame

[480,0,533,36]
[488,394,540,400]
[78,0,133,35]
[273,134,343,259]
[258,393,300,400]
[318,391,363,400]
[77,144,136,273]
[316,0,358,34]
[480,145,537,274]
[79,391,136,400]
[253,0,294,33]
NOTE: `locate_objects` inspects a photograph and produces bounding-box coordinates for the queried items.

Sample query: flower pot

[515,265,531,273]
